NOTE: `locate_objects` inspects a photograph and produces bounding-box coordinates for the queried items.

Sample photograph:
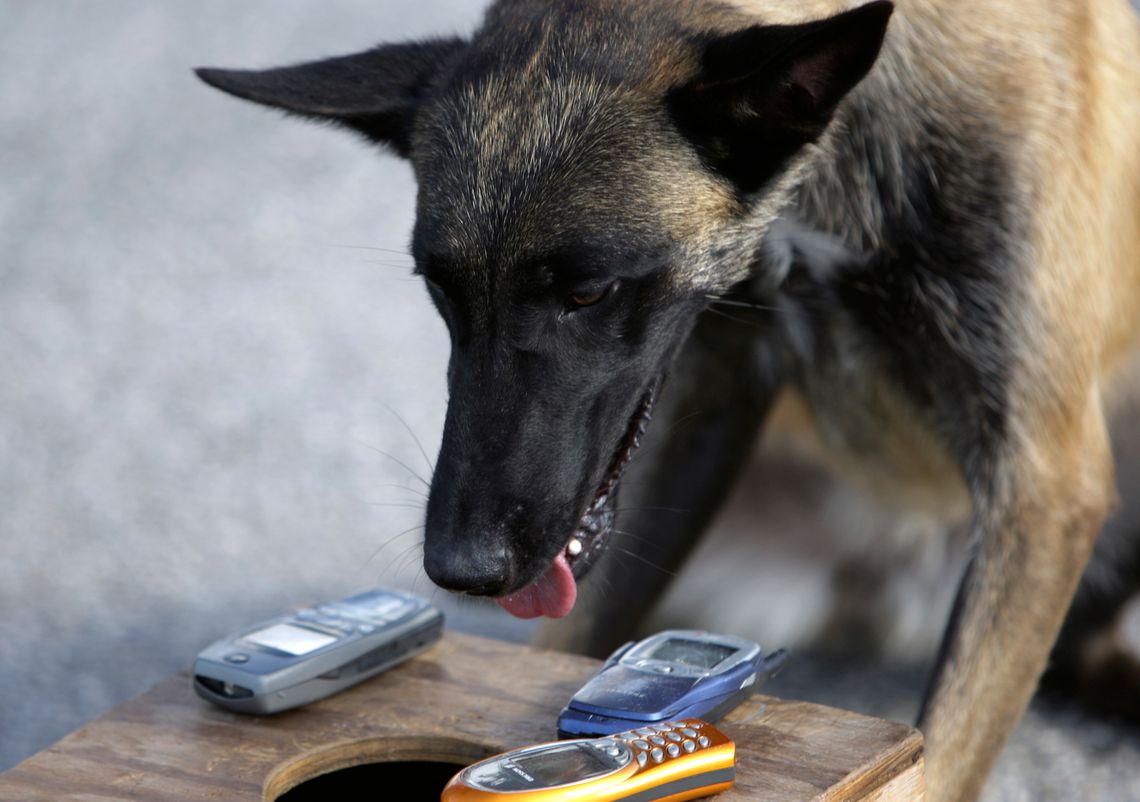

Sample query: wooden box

[0,632,924,801]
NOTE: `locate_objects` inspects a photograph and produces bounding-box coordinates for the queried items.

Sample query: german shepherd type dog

[197,0,1140,798]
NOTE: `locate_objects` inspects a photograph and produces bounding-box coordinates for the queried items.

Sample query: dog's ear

[670,0,892,193]
[195,38,466,158]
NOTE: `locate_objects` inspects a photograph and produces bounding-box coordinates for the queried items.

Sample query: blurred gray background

[2,2,1138,800]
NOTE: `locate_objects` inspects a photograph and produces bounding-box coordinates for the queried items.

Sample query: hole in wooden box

[263,736,490,802]
[276,761,463,802]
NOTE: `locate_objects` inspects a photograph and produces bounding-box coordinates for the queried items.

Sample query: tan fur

[765,3,1139,799]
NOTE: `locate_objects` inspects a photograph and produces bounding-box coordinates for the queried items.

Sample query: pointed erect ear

[669,0,893,194]
[195,38,466,158]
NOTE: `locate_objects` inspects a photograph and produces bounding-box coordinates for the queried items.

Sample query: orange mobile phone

[441,718,734,802]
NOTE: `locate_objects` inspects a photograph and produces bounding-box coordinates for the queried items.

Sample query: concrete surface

[2,2,1138,800]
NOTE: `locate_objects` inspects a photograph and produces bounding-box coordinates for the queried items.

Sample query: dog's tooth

[567,537,583,557]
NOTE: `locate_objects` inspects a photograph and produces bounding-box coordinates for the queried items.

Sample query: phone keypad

[324,593,417,626]
[291,611,348,636]
[614,719,724,770]
[293,595,416,637]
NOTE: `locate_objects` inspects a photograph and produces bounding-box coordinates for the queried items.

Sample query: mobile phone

[192,587,443,714]
[557,629,787,738]
[442,718,734,802]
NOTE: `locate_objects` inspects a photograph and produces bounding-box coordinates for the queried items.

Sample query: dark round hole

[277,761,464,802]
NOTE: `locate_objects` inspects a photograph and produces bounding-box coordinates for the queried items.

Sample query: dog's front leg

[919,396,1115,802]
[534,308,788,656]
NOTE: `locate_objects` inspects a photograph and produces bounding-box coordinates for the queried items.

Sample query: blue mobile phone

[557,629,788,738]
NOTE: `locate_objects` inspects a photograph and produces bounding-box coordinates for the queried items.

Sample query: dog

[196,1,1140,799]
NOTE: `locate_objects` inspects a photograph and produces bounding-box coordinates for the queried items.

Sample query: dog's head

[198,0,890,618]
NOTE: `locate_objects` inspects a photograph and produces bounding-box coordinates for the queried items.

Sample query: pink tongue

[496,552,578,619]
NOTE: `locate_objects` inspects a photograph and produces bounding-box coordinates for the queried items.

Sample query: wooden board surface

[0,632,924,801]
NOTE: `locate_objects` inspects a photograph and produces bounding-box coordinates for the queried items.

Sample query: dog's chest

[778,331,973,523]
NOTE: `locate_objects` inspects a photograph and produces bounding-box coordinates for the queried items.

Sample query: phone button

[681,728,697,738]
[650,736,666,746]
[224,653,250,664]
[651,748,664,763]
[667,744,681,758]
[683,740,696,753]
[636,728,654,736]
[637,752,648,767]
[698,736,710,748]
[666,732,682,742]
[634,740,650,750]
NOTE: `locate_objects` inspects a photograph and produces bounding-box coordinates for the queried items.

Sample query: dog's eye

[566,281,616,310]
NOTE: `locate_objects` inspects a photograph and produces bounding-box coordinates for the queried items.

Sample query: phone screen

[648,639,736,669]
[465,744,618,791]
[514,745,611,785]
[242,624,338,655]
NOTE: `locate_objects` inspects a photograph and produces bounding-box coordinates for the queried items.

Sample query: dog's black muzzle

[422,346,658,600]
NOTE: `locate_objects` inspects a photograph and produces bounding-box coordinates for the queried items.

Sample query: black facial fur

[418,233,701,595]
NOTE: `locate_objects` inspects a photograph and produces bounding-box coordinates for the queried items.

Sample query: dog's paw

[1046,594,1140,721]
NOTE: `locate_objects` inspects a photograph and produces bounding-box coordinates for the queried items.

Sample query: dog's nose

[423,543,512,597]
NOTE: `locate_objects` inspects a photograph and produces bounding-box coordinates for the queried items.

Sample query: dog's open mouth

[496,385,658,620]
